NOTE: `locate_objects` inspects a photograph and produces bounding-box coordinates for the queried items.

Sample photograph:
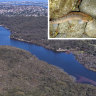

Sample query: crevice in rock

[78,0,83,10]
[84,22,88,35]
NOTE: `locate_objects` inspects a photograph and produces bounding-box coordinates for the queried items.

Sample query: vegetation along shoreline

[0,15,96,72]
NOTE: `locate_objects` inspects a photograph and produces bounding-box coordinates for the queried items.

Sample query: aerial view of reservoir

[0,26,96,85]
[0,0,96,95]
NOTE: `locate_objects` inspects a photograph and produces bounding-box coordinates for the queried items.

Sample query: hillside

[0,46,96,96]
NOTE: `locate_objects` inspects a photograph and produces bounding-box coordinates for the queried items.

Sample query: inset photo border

[48,0,96,40]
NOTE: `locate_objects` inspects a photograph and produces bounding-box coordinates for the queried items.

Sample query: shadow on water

[0,26,96,85]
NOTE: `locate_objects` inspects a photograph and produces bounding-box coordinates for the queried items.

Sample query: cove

[0,26,96,85]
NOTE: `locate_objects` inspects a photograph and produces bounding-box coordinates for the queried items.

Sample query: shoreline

[1,25,96,72]
[10,37,77,83]
[10,36,96,72]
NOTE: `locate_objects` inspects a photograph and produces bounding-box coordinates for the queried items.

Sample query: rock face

[51,18,96,38]
[80,0,96,18]
[50,0,78,19]
[50,23,58,38]
[49,0,96,38]
[85,19,96,37]
[50,19,89,38]
[57,20,86,38]
[50,19,91,38]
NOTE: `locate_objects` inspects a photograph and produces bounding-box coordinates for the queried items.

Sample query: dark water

[0,26,96,85]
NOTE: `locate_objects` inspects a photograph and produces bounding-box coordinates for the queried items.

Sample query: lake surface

[0,26,96,85]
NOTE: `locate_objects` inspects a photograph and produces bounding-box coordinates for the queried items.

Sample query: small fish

[50,12,93,24]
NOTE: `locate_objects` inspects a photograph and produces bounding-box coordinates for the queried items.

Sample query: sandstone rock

[80,0,96,18]
[50,23,59,38]
[50,0,78,19]
[80,34,90,38]
[85,19,96,38]
[55,33,66,38]
[56,20,86,38]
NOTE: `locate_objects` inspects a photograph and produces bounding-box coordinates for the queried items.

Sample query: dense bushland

[0,46,96,96]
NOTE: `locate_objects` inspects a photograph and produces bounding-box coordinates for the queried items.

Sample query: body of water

[0,26,96,85]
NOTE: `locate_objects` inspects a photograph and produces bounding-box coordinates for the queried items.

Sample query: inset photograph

[49,0,96,39]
